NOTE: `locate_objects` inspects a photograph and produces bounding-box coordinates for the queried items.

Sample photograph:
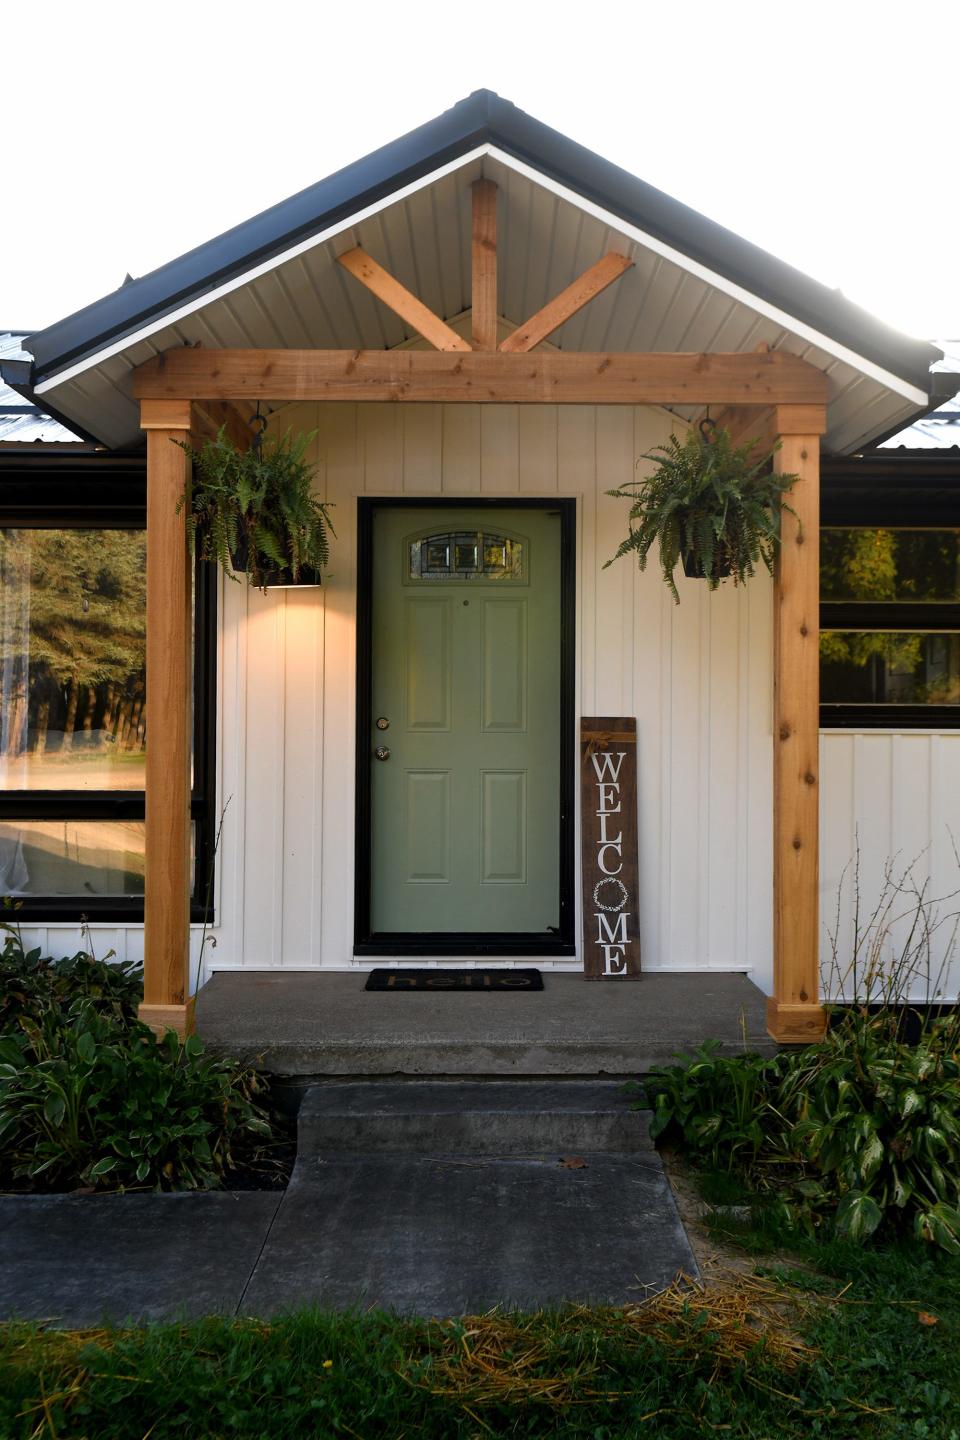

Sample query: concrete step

[297,1079,653,1155]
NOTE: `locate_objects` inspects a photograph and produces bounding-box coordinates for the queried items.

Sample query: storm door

[358,501,573,952]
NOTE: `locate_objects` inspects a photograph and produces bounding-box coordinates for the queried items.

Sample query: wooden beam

[500,253,633,353]
[710,403,828,456]
[471,180,498,351]
[134,348,829,407]
[138,397,195,1042]
[190,398,256,453]
[337,247,471,352]
[768,406,827,1044]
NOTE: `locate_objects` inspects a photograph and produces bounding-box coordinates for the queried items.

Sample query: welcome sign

[580,717,641,980]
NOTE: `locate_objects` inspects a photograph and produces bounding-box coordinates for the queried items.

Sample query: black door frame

[354,496,577,957]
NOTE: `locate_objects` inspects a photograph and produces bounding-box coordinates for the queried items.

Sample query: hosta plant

[0,921,276,1193]
[176,425,334,590]
[0,1002,272,1192]
[641,1007,960,1253]
[605,423,799,602]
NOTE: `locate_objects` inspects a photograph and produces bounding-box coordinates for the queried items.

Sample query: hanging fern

[604,424,800,603]
[175,426,334,590]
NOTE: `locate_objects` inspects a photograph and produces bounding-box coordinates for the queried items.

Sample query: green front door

[370,505,561,934]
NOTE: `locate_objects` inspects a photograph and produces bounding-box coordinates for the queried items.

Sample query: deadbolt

[374,746,391,762]
[376,716,390,731]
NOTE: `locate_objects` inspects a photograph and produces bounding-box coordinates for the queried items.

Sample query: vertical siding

[42,403,960,999]
[187,397,776,983]
[819,731,960,1001]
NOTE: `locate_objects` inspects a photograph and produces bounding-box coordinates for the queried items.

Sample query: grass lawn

[2,1235,958,1439]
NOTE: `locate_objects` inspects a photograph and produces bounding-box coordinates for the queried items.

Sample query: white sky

[5,0,959,346]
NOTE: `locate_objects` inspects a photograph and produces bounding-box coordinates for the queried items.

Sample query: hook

[250,401,268,455]
[698,409,717,443]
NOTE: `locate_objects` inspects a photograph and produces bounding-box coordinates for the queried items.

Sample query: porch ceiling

[13,94,941,454]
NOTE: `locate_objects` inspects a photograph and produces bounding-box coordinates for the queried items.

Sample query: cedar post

[139,398,195,1040]
[471,179,498,351]
[768,405,828,1043]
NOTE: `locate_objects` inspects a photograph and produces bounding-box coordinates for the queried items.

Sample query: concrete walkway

[198,970,773,1075]
[0,1082,697,1326]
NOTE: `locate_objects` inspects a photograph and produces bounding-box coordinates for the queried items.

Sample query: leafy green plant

[641,1040,783,1172]
[641,1010,960,1253]
[0,917,275,1192]
[0,1001,272,1192]
[0,916,142,1030]
[176,425,335,590]
[605,422,799,602]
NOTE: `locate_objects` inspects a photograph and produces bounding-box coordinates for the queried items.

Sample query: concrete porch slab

[197,971,774,1075]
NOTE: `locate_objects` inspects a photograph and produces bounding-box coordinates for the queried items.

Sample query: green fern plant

[605,424,799,603]
[175,426,335,590]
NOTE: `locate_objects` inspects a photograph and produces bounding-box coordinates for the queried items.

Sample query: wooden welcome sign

[581,717,641,979]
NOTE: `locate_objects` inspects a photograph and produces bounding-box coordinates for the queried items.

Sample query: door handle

[374,746,391,761]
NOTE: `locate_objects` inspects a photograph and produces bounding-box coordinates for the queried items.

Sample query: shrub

[0,921,274,1192]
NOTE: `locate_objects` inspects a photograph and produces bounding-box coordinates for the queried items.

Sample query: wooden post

[139,398,195,1040]
[471,179,498,351]
[768,406,828,1043]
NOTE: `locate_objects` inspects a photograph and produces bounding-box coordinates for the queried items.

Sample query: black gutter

[19,90,939,397]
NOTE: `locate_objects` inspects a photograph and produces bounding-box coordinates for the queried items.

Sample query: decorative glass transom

[408,531,526,582]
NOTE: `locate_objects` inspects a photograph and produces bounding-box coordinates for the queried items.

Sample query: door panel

[370,505,560,934]
[481,770,527,883]
[405,599,451,730]
[481,598,527,731]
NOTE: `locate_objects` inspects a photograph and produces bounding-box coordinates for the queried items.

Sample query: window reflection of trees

[0,530,147,780]
[820,528,960,706]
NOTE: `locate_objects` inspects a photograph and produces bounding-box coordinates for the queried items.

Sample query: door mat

[365,968,544,992]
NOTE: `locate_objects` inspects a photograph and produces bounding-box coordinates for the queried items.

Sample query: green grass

[2,1238,958,1439]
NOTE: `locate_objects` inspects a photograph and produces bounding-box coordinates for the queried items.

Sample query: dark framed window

[821,457,960,729]
[0,457,216,922]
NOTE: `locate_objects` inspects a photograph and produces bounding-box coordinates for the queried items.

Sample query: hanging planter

[605,419,799,603]
[175,416,334,591]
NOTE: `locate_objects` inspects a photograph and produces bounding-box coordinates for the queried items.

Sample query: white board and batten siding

[209,399,778,985]
[820,731,960,1002]
[20,401,960,999]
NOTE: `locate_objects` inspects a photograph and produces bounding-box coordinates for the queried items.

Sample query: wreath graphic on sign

[593,877,629,912]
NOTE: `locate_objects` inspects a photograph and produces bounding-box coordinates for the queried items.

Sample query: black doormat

[365,967,544,992]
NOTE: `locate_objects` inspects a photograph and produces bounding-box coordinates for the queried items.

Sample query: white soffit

[31,146,929,455]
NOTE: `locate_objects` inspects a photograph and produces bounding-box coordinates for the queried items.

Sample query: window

[820,462,960,728]
[408,529,527,583]
[0,469,216,921]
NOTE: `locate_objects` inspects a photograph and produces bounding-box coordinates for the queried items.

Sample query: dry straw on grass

[407,1271,817,1409]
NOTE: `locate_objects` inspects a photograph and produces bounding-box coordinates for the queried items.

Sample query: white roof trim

[35,142,929,412]
[485,148,929,409]
[34,146,489,394]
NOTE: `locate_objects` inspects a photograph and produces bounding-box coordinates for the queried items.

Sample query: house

[2,91,957,1047]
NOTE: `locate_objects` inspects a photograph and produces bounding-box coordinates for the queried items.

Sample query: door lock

[376,716,390,730]
[374,746,391,761]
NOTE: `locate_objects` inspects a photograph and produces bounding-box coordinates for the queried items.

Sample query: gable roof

[5,91,948,454]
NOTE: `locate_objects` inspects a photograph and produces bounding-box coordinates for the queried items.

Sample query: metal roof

[0,334,84,444]
[3,91,948,454]
[881,343,960,450]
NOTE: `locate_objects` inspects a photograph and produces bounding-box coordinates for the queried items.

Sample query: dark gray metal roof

[17,90,939,394]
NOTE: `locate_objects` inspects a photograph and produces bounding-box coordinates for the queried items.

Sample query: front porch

[196,970,774,1075]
